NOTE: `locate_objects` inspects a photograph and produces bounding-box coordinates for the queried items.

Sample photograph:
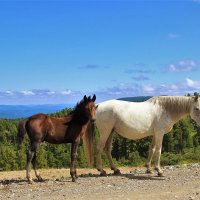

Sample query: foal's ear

[92,94,96,102]
[84,95,87,102]
[88,96,91,101]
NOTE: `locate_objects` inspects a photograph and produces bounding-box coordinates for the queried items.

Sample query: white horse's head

[190,95,200,125]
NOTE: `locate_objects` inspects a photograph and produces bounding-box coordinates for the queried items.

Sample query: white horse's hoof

[146,169,153,174]
[158,172,164,177]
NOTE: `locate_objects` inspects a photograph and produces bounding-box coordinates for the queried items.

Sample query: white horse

[84,95,200,176]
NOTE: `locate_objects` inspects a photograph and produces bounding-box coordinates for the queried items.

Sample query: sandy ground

[0,164,200,200]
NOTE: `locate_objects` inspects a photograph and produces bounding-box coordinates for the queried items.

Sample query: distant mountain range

[0,104,74,119]
[0,97,153,119]
[118,96,152,102]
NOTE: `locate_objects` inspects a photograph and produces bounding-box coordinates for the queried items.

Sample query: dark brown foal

[17,95,96,183]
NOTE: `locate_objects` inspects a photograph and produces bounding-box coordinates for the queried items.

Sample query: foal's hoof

[37,177,44,182]
[114,169,121,175]
[28,179,34,184]
[72,177,76,182]
[100,170,107,176]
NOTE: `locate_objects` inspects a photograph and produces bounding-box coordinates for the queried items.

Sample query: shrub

[161,152,180,166]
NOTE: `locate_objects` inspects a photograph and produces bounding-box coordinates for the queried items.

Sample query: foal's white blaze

[94,96,200,176]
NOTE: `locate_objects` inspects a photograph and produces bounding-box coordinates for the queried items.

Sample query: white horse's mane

[147,96,194,116]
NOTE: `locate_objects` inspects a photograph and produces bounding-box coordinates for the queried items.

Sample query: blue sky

[0,0,200,105]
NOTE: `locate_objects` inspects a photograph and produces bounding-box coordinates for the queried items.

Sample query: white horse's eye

[195,108,200,111]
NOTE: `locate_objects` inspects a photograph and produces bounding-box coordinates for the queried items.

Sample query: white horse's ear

[194,95,198,102]
[95,104,99,109]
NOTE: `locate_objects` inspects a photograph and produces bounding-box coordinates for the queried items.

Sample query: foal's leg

[26,150,34,183]
[145,136,156,174]
[154,134,164,177]
[104,132,121,175]
[26,143,38,184]
[70,140,79,182]
[31,143,43,182]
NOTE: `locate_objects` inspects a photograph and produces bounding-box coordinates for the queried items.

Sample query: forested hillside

[0,100,200,171]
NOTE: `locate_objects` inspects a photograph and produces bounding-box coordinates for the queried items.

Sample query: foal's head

[73,94,97,124]
[190,95,200,125]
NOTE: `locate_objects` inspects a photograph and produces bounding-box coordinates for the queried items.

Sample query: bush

[180,147,200,163]
[128,151,144,166]
[161,152,180,166]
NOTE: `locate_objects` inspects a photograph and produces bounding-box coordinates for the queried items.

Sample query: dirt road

[0,164,200,200]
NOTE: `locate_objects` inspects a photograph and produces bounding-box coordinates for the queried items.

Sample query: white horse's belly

[115,120,153,140]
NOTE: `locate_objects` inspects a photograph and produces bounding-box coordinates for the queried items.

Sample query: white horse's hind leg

[96,140,106,175]
[146,136,156,174]
[104,132,121,175]
[96,129,112,176]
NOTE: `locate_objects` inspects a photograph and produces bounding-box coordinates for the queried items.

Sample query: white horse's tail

[82,121,95,167]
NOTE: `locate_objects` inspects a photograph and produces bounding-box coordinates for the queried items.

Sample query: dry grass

[0,167,134,180]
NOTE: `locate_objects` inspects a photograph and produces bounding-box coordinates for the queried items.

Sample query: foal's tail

[82,121,95,167]
[17,118,29,147]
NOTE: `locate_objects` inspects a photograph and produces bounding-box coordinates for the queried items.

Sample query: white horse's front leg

[146,136,155,174]
[155,149,163,176]
[154,133,164,177]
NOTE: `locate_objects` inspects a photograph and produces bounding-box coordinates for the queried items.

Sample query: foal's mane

[74,98,85,109]
[148,96,193,116]
[70,98,89,124]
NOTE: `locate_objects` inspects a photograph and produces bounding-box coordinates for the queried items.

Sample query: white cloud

[143,85,155,93]
[186,78,200,89]
[1,77,200,105]
[5,90,13,95]
[95,78,200,101]
[165,60,198,72]
[47,91,55,95]
[60,90,72,96]
[167,64,176,72]
[170,84,179,90]
[21,90,35,96]
[186,78,195,87]
[0,89,83,104]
